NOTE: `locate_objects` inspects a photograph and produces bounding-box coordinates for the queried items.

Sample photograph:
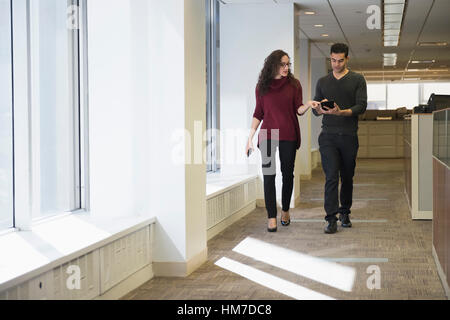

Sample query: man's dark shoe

[324,220,337,234]
[339,213,352,228]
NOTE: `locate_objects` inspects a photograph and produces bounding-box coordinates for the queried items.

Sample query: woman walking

[245,50,319,232]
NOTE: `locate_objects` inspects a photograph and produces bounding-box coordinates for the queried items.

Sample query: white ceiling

[220,0,450,82]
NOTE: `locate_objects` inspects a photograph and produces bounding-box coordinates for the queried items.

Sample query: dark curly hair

[256,50,299,96]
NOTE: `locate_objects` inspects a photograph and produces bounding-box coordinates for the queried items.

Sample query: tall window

[2,0,86,231]
[367,84,386,110]
[0,0,14,230]
[367,82,450,110]
[422,82,450,104]
[387,83,419,110]
[206,0,220,173]
[29,0,82,220]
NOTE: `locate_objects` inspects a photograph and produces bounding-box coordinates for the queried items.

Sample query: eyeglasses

[280,62,292,68]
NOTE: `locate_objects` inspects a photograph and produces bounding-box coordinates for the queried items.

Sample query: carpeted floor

[122,159,446,300]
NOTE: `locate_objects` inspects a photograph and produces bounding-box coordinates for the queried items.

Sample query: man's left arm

[347,76,367,116]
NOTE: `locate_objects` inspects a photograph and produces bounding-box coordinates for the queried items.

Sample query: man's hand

[320,99,353,116]
[321,100,341,115]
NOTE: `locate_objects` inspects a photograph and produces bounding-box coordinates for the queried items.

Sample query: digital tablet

[321,100,335,110]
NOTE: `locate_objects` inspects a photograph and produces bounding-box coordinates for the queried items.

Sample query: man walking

[311,43,367,234]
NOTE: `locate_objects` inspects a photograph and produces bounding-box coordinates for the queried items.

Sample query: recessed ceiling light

[304,11,316,15]
[383,0,405,48]
[384,0,405,4]
[314,24,324,27]
[384,35,399,41]
[321,34,329,37]
[383,53,397,66]
[384,30,400,36]
[411,60,435,64]
[384,40,399,46]
[385,3,405,14]
[384,22,402,29]
[384,14,403,23]
[417,42,448,47]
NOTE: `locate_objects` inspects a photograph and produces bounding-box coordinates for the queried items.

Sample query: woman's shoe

[267,218,277,232]
[281,212,291,226]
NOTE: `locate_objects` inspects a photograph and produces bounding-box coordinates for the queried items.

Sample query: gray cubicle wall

[418,115,433,212]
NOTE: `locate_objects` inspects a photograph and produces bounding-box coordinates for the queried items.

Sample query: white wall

[310,57,328,150]
[144,0,188,264]
[298,38,311,178]
[88,0,135,219]
[293,4,301,205]
[220,2,295,205]
[87,0,206,269]
[184,0,207,263]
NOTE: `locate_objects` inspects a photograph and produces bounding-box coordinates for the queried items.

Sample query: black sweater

[313,70,367,135]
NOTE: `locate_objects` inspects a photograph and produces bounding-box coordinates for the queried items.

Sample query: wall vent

[207,178,257,230]
[0,224,154,300]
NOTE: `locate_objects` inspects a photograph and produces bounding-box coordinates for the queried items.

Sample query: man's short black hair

[330,43,349,57]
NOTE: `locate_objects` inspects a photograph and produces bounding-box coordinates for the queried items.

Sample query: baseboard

[256,199,265,207]
[152,248,208,278]
[186,248,208,276]
[95,264,154,300]
[432,245,450,299]
[207,201,256,240]
[411,210,432,220]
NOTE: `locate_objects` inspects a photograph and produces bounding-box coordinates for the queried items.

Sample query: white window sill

[0,212,156,292]
[206,172,258,199]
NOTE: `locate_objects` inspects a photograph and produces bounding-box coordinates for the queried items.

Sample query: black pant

[318,132,359,222]
[259,139,297,219]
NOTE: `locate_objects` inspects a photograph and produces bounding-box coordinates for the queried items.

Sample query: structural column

[297,38,312,180]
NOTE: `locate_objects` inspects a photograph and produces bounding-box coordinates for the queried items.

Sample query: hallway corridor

[122,159,446,300]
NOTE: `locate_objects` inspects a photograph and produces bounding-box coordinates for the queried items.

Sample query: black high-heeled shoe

[267,219,277,232]
[281,212,291,226]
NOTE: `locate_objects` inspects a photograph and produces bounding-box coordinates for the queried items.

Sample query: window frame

[10,0,89,231]
[0,0,15,233]
[367,81,450,111]
[206,0,220,173]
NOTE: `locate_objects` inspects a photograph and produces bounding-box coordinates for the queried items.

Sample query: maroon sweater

[253,77,303,150]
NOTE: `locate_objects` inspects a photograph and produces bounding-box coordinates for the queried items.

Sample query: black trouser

[260,139,297,219]
[318,132,359,222]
